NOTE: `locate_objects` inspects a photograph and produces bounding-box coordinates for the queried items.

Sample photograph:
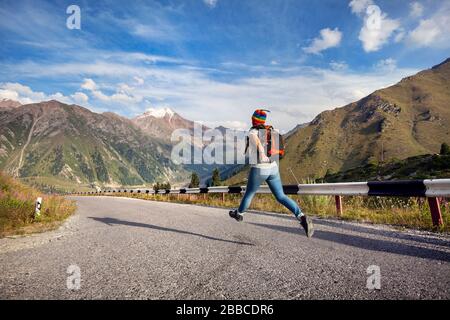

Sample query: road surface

[0,196,449,299]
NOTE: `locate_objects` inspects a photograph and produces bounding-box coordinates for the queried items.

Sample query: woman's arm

[249,132,270,162]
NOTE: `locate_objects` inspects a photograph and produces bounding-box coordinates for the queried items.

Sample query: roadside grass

[92,191,449,233]
[0,171,77,238]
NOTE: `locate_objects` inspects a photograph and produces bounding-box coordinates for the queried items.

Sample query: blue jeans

[238,164,303,217]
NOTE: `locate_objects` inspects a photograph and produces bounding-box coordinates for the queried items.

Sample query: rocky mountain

[0,100,189,191]
[226,57,450,185]
[284,122,309,139]
[132,108,242,184]
[0,99,22,110]
[132,107,199,142]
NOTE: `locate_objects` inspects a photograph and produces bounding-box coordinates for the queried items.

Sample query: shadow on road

[248,211,450,248]
[249,222,450,263]
[89,217,254,246]
[312,219,450,248]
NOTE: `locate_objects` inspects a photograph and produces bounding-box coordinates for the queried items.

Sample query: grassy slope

[0,171,76,237]
[322,153,450,182]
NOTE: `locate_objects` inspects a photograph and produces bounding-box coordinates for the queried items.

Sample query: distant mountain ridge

[0,101,240,190]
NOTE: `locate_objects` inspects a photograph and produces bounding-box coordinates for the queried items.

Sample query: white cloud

[2,54,421,131]
[374,58,397,72]
[0,82,76,105]
[303,28,342,54]
[81,78,97,91]
[203,0,218,8]
[410,2,424,18]
[394,29,405,43]
[407,4,450,48]
[131,23,178,41]
[134,76,145,85]
[1,61,419,131]
[355,3,400,52]
[349,0,373,15]
[71,92,89,104]
[329,61,348,71]
[408,19,440,46]
[0,89,19,101]
[81,78,142,105]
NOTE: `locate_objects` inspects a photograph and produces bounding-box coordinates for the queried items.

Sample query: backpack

[245,124,285,160]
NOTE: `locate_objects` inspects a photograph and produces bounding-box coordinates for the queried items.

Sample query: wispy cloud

[203,0,218,8]
[303,28,342,54]
[349,0,374,16]
[407,2,450,48]
[410,2,424,18]
[0,82,81,105]
[374,58,397,72]
[0,58,419,131]
[0,0,444,132]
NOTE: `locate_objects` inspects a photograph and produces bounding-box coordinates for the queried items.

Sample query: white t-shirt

[248,128,278,169]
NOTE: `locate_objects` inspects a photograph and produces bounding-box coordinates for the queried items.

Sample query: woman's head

[252,109,269,126]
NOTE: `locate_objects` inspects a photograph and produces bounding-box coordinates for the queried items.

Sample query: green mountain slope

[322,153,450,182]
[0,101,188,190]
[226,58,450,185]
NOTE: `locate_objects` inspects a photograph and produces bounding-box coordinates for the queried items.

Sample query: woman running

[229,109,314,237]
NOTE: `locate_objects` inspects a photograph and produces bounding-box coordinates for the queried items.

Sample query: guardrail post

[427,197,443,227]
[222,192,225,204]
[335,195,343,216]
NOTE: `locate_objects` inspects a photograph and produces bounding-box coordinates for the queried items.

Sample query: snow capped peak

[138,107,175,120]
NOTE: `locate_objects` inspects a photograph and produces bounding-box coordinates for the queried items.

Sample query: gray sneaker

[298,215,314,238]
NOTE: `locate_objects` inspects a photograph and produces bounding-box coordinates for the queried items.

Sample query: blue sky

[1,0,449,131]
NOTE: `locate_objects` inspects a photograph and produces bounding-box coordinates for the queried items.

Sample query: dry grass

[89,191,449,233]
[0,171,77,237]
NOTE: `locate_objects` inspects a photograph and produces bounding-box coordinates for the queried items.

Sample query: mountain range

[1,58,449,191]
[226,57,450,185]
[0,100,193,191]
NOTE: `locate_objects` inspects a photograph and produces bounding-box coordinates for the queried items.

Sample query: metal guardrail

[72,179,450,226]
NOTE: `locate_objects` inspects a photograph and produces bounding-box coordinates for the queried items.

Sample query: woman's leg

[266,171,303,217]
[238,167,264,214]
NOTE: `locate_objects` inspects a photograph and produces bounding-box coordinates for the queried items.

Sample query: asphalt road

[1,196,449,299]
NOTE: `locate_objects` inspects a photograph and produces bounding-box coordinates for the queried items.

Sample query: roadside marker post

[35,197,42,219]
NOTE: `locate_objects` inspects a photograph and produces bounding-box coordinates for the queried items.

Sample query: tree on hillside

[152,182,161,192]
[440,143,450,155]
[189,172,200,188]
[211,168,222,187]
[153,182,171,192]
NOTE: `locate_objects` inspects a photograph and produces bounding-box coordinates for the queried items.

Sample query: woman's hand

[260,154,270,163]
